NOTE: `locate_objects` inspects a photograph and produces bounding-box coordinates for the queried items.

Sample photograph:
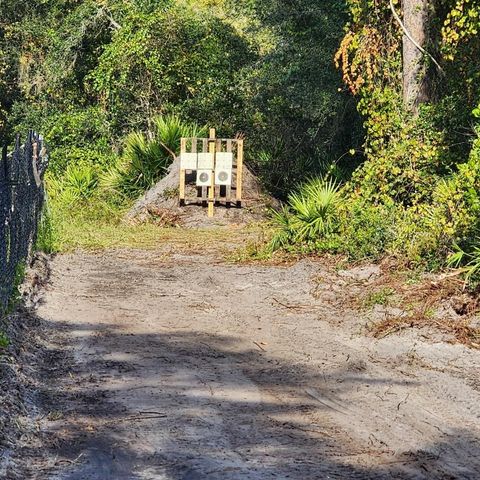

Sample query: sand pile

[126,157,278,227]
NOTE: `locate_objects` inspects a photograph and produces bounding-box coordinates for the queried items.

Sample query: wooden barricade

[179,130,244,217]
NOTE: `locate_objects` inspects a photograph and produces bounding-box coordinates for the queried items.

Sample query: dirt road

[9,246,480,479]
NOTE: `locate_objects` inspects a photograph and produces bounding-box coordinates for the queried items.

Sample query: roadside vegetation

[267,0,480,290]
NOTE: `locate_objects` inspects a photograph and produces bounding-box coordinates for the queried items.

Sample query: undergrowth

[268,140,480,289]
[362,287,396,309]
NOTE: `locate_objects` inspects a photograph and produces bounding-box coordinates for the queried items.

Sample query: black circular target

[199,172,210,182]
[218,171,229,182]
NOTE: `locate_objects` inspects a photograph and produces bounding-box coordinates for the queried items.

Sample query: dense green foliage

[239,0,362,195]
[1,0,357,194]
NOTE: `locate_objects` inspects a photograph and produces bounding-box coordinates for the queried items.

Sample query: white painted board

[180,152,198,170]
[215,152,233,170]
[197,153,215,170]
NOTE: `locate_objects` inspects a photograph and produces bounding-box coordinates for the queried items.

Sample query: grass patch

[362,287,396,309]
[36,200,56,253]
[47,194,265,253]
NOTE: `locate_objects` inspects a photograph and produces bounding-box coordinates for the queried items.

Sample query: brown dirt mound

[126,157,279,227]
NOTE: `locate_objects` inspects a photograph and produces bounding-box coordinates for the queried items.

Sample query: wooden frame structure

[179,129,244,217]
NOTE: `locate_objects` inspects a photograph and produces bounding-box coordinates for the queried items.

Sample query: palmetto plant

[154,115,206,157]
[63,162,99,199]
[270,177,342,251]
[447,240,480,285]
[47,163,98,205]
[105,131,167,198]
[101,115,206,198]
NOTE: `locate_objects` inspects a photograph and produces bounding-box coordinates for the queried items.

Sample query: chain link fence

[0,131,48,311]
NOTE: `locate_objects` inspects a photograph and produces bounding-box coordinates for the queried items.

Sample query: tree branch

[100,7,122,30]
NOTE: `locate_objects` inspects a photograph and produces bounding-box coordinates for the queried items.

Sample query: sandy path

[16,248,480,479]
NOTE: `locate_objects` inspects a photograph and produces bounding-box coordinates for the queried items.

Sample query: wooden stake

[226,139,232,207]
[179,138,187,206]
[201,138,208,205]
[208,128,216,217]
[236,139,244,207]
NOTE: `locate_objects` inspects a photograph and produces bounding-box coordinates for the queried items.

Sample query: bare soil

[3,234,480,479]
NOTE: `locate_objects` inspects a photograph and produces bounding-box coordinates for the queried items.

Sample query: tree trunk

[402,0,430,113]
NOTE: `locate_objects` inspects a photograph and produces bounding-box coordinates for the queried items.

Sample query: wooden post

[32,140,42,187]
[179,138,186,206]
[236,139,244,207]
[208,128,216,217]
[226,139,232,207]
[201,138,208,204]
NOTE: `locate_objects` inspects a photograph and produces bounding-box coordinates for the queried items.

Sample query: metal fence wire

[0,131,48,310]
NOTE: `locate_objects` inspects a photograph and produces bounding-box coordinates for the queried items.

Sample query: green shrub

[427,129,480,281]
[48,162,99,205]
[101,132,167,198]
[270,177,341,251]
[63,162,98,199]
[448,241,480,287]
[48,147,116,177]
[432,133,480,239]
[334,201,396,261]
[154,115,206,154]
[44,107,110,149]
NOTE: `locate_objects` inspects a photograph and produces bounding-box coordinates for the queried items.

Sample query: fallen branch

[397,393,410,411]
[253,341,266,352]
[272,297,315,311]
[104,412,167,425]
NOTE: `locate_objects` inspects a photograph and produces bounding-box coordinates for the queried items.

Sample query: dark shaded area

[10,314,480,480]
[241,0,364,197]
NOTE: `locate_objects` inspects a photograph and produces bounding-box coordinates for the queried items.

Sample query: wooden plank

[180,170,186,205]
[179,138,187,206]
[180,137,187,156]
[199,139,207,202]
[208,128,216,217]
[226,140,232,206]
[236,139,244,207]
